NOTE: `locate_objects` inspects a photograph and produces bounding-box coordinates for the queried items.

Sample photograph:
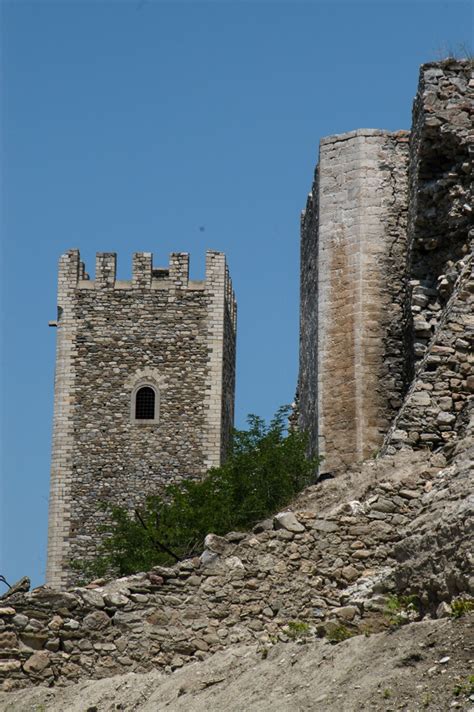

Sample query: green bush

[385,594,421,626]
[326,625,355,644]
[75,406,319,580]
[286,621,311,640]
[453,675,474,698]
[450,598,474,619]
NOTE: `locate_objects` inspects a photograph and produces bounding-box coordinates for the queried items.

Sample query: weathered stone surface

[311,520,339,533]
[78,590,105,609]
[22,652,50,674]
[382,59,473,455]
[82,611,111,631]
[0,661,21,673]
[203,534,229,554]
[298,128,410,471]
[436,601,452,619]
[333,606,358,621]
[103,592,129,608]
[274,512,305,533]
[0,631,18,648]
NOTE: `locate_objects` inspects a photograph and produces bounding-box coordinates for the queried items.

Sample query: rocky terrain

[1,407,472,711]
[1,614,473,712]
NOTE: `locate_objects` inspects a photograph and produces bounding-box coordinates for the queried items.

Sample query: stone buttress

[299,129,410,472]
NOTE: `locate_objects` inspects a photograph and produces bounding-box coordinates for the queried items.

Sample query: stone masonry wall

[298,166,319,457]
[407,60,472,366]
[381,60,473,454]
[2,430,472,691]
[47,250,236,590]
[384,252,473,453]
[299,130,409,472]
[221,266,237,462]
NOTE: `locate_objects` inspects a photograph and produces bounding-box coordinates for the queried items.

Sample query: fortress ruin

[0,58,472,697]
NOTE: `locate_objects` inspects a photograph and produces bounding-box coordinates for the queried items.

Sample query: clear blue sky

[1,0,471,589]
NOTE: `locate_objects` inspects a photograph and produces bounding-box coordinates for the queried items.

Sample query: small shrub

[286,621,311,640]
[73,406,320,580]
[450,598,474,619]
[382,688,391,699]
[326,625,355,644]
[453,675,474,698]
[385,594,420,626]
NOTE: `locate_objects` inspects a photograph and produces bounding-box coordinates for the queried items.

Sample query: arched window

[131,384,159,424]
[135,386,155,419]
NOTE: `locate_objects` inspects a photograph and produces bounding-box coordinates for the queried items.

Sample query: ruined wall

[382,59,473,453]
[384,253,473,452]
[299,60,472,471]
[299,130,409,472]
[47,250,236,589]
[2,434,472,691]
[406,59,472,366]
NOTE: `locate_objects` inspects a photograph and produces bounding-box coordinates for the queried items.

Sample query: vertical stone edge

[298,166,320,460]
[221,266,237,461]
[356,132,409,460]
[46,249,80,588]
[204,251,227,469]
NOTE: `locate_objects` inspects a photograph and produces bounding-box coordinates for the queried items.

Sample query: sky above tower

[1,0,472,588]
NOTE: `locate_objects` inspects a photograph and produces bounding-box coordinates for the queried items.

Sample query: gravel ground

[1,615,473,712]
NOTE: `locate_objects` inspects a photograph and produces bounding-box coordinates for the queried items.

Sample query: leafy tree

[73,406,319,580]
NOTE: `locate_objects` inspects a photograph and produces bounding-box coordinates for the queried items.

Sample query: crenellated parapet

[59,249,235,293]
[48,247,237,588]
[56,250,238,349]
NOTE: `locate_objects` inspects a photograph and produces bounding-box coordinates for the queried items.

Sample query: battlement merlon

[57,249,80,296]
[169,252,190,288]
[205,250,237,332]
[96,253,117,288]
[131,252,152,288]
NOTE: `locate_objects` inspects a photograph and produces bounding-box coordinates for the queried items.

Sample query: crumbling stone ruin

[47,249,237,589]
[1,415,472,692]
[298,59,472,473]
[0,59,472,698]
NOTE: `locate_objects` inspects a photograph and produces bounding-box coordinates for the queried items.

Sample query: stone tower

[47,249,237,588]
[299,129,410,473]
[298,60,472,474]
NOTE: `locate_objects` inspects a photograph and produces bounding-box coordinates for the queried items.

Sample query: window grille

[135,386,155,420]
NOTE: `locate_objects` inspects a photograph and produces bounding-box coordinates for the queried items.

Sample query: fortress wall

[406,60,472,367]
[383,59,473,454]
[2,440,471,691]
[384,250,473,452]
[221,269,237,462]
[299,130,409,472]
[47,250,236,588]
[298,170,319,458]
[46,250,81,589]
[203,253,237,469]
